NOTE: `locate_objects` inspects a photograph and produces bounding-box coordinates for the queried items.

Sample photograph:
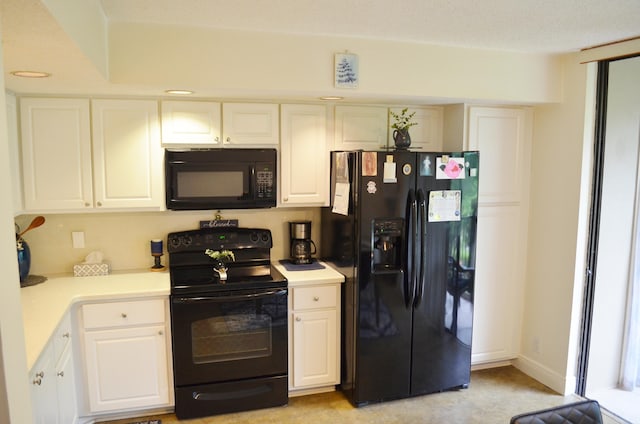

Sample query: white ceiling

[2,0,640,98]
[98,0,640,53]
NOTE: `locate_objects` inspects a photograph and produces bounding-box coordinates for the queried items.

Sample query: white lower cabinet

[29,312,78,424]
[56,342,78,423]
[79,298,172,416]
[30,343,58,424]
[288,281,341,395]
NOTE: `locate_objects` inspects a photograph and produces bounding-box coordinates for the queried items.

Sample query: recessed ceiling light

[319,96,344,101]
[11,70,50,78]
[165,89,194,95]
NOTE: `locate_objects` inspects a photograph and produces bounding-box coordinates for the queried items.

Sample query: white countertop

[22,263,344,370]
[274,261,345,286]
[21,270,170,370]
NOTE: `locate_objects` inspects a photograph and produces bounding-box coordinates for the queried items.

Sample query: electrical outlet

[532,337,540,354]
[72,231,85,249]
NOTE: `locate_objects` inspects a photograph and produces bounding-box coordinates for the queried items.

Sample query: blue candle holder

[150,239,165,271]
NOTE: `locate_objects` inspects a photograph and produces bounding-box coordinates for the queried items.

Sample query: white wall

[40,0,108,77]
[518,53,596,394]
[0,22,34,423]
[587,55,640,393]
[107,23,563,104]
[17,208,321,275]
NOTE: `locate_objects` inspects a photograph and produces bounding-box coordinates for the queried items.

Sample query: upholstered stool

[510,399,603,424]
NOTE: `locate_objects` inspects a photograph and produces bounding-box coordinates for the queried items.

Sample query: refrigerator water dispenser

[372,218,404,272]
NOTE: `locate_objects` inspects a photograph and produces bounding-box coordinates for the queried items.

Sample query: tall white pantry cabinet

[444,105,532,364]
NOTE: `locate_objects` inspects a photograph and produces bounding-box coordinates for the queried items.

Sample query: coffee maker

[289,221,317,264]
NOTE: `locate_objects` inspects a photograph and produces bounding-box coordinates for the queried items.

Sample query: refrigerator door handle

[414,188,427,307]
[404,189,417,308]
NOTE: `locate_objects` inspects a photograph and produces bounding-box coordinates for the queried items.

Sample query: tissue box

[73,263,110,277]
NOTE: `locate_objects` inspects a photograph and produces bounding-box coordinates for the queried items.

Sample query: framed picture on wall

[335,52,359,88]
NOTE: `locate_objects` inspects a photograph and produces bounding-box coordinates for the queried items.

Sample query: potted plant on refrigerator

[390,108,417,150]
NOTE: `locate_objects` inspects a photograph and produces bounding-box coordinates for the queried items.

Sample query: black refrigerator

[321,150,479,406]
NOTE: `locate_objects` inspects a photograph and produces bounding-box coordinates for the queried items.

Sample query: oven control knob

[261,232,270,243]
[250,232,259,243]
[169,237,181,249]
[183,236,192,247]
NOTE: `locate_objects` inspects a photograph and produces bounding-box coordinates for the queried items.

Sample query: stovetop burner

[168,227,287,295]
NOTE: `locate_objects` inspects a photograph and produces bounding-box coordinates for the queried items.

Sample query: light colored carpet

[102,366,621,424]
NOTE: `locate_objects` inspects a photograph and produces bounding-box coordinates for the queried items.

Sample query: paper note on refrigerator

[332,182,350,216]
[436,157,466,179]
[428,190,461,222]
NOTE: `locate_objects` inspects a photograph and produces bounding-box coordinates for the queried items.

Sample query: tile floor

[588,387,639,423]
[102,366,624,424]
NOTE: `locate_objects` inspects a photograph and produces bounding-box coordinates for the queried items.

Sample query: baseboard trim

[514,354,576,395]
[471,359,514,371]
[289,385,337,398]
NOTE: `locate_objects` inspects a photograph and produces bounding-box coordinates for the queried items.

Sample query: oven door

[170,288,287,386]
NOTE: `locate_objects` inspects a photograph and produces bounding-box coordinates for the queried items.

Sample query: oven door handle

[172,289,287,304]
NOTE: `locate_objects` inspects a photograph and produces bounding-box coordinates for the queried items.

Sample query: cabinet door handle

[84,202,90,207]
[96,201,102,207]
[33,378,42,386]
[62,332,70,338]
[225,137,231,144]
[313,296,320,301]
[121,313,127,318]
[35,371,44,378]
[57,371,64,378]
[158,330,164,335]
[295,316,301,322]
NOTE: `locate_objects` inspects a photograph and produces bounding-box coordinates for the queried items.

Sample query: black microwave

[165,148,277,210]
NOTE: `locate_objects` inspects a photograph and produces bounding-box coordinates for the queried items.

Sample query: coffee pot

[289,221,317,264]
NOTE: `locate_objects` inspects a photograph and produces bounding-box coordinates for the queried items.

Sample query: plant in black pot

[390,108,417,150]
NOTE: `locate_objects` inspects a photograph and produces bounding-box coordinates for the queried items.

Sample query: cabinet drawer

[82,299,165,330]
[53,312,72,360]
[293,285,337,310]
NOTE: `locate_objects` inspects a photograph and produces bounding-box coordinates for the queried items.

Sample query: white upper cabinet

[161,100,221,147]
[388,106,443,151]
[334,105,388,150]
[467,106,530,204]
[20,98,93,211]
[222,103,279,147]
[20,97,164,212]
[91,99,164,209]
[279,104,329,207]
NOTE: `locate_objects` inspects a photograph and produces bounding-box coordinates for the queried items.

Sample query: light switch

[72,231,85,249]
